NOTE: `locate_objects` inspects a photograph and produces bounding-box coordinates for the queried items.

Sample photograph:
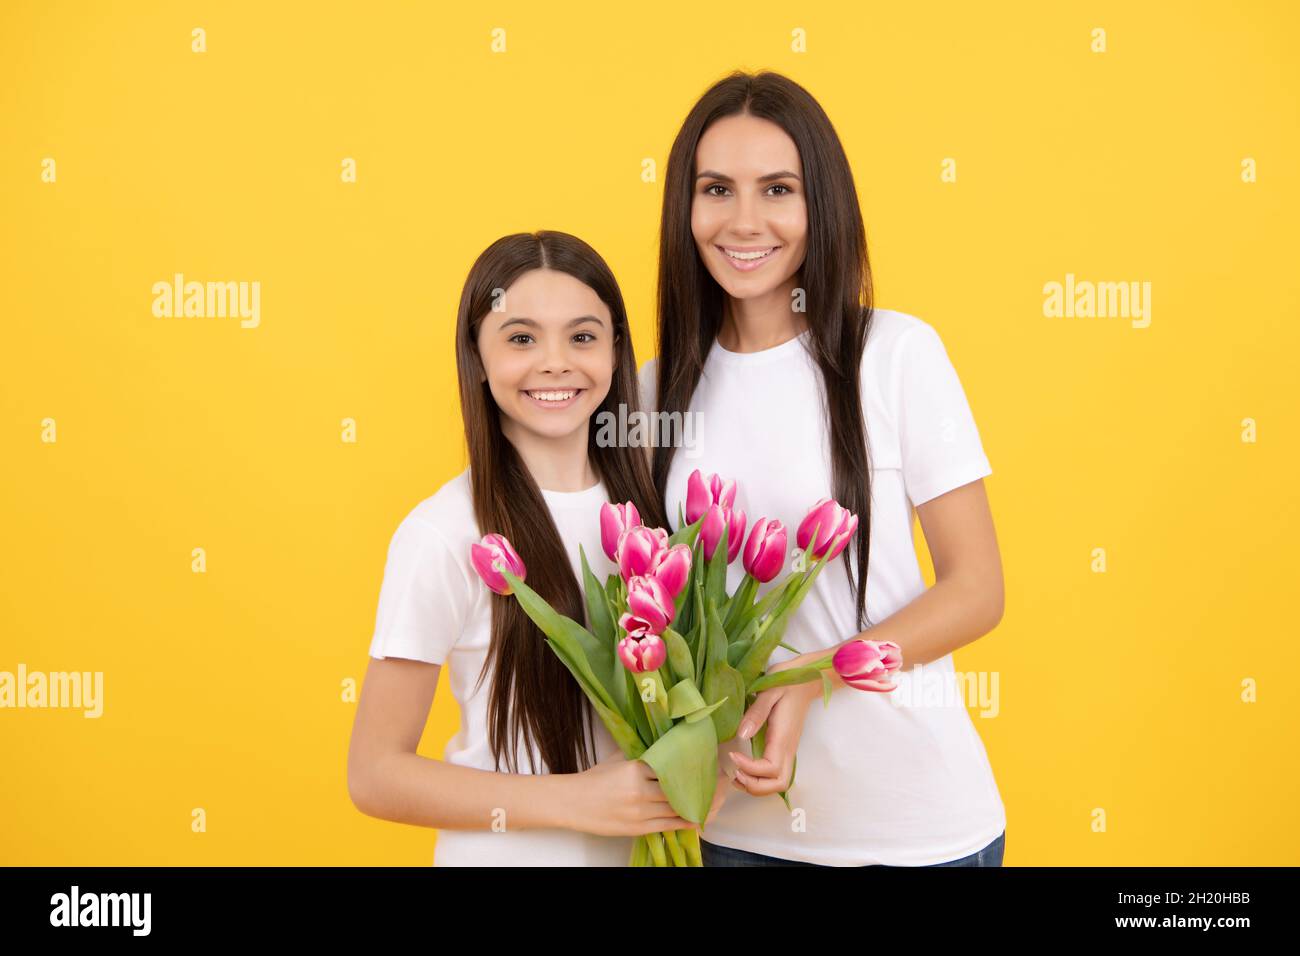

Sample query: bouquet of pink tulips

[470,469,902,866]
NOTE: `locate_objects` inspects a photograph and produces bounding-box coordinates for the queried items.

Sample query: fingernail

[738,722,753,739]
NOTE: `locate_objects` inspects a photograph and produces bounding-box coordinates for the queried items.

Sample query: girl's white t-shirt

[367,467,633,866]
[639,308,1006,866]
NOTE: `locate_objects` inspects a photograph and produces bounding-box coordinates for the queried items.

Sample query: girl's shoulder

[401,466,476,532]
[387,466,480,570]
[371,467,484,665]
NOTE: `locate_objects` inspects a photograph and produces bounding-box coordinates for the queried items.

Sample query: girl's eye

[573,331,596,344]
[508,333,534,345]
[702,183,794,197]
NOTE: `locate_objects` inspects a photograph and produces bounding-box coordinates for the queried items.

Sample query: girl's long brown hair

[653,70,878,631]
[455,230,668,774]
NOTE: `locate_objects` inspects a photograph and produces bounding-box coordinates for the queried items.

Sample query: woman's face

[691,113,808,302]
[476,268,615,445]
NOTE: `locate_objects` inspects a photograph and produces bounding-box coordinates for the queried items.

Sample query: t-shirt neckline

[708,327,813,366]
[539,479,608,510]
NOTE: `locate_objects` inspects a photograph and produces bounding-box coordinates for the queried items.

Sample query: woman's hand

[558,754,729,836]
[727,658,822,797]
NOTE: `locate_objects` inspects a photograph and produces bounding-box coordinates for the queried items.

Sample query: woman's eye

[573,332,596,344]
[508,333,534,345]
[768,183,793,196]
[704,183,729,197]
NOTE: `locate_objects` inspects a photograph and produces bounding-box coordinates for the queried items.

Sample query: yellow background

[2,0,1296,865]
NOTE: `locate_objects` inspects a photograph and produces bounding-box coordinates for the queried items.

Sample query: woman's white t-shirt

[639,308,1006,866]
[368,467,633,866]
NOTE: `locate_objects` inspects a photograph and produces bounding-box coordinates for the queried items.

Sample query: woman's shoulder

[863,307,938,363]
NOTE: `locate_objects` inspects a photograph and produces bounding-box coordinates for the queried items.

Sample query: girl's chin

[508,404,590,438]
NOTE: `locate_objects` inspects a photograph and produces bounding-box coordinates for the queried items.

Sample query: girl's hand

[728,663,821,797]
[560,754,728,837]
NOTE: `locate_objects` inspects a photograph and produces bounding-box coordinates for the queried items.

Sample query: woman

[641,71,1007,866]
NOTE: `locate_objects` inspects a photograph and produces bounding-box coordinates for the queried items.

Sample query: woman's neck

[716,273,808,353]
[500,418,598,493]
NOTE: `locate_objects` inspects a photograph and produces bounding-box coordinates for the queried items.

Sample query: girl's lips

[521,388,585,410]
[717,245,781,272]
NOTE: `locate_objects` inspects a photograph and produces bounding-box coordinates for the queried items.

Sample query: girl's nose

[537,342,573,375]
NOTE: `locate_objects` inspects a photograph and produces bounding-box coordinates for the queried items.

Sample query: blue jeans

[701,830,1005,867]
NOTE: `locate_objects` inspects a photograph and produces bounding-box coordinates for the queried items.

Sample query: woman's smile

[716,244,782,272]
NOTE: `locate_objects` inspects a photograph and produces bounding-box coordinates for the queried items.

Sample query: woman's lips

[717,245,781,272]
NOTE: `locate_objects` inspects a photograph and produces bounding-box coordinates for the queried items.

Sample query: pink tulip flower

[617,633,667,673]
[685,469,738,524]
[699,503,747,563]
[470,533,526,595]
[832,639,903,691]
[797,497,859,560]
[625,575,675,633]
[743,518,787,583]
[600,501,640,563]
[617,525,668,581]
[650,543,692,599]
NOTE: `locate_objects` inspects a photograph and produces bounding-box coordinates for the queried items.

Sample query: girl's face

[691,113,808,302]
[476,267,615,444]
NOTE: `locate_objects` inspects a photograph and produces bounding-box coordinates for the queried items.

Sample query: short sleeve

[894,322,992,507]
[368,515,476,665]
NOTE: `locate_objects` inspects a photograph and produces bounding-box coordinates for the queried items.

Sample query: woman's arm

[347,656,719,835]
[729,478,1004,793]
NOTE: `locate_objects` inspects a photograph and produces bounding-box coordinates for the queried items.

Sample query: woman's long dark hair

[455,230,669,775]
[653,70,877,631]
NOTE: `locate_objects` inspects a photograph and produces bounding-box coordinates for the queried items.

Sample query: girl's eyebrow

[695,169,802,183]
[499,315,605,330]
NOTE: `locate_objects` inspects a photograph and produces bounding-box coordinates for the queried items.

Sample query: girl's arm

[347,656,716,835]
[730,478,1004,792]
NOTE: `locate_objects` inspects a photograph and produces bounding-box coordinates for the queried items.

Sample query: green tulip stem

[679,826,704,867]
[662,828,688,867]
[645,831,669,867]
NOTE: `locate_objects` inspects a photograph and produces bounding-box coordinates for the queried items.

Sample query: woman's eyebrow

[695,169,802,183]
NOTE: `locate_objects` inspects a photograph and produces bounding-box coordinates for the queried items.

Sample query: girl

[641,72,1007,867]
[348,230,726,865]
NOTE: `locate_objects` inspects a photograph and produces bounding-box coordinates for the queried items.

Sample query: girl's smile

[521,387,586,409]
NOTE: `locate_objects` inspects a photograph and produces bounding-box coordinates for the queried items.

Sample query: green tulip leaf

[639,714,719,824]
[667,677,707,718]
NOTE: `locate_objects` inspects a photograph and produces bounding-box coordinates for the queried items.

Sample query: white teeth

[527,389,578,402]
[722,247,776,261]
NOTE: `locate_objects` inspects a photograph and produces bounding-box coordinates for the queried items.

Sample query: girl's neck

[500,418,599,493]
[716,273,808,353]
